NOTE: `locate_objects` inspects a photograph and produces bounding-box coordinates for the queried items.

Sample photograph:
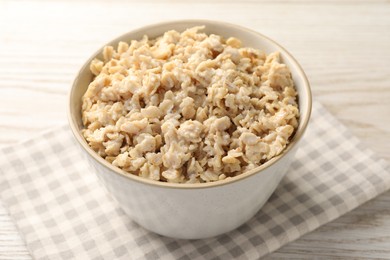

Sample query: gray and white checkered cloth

[0,101,389,259]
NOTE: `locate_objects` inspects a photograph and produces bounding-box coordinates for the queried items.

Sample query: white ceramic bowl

[68,20,311,239]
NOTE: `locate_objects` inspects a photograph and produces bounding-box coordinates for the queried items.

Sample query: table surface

[1,0,390,259]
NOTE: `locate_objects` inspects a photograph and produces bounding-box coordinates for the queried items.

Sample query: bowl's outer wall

[82,144,297,239]
[69,20,311,239]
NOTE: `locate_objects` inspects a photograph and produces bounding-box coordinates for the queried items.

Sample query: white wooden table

[1,0,389,258]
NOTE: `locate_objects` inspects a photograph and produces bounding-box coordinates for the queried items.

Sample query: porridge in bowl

[81,26,299,184]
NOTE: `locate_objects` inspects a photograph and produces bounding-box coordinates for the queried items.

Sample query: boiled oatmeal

[81,26,299,183]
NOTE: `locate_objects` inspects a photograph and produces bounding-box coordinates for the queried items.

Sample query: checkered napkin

[0,101,389,260]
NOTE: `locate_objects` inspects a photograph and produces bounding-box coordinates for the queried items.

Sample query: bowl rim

[68,19,312,189]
